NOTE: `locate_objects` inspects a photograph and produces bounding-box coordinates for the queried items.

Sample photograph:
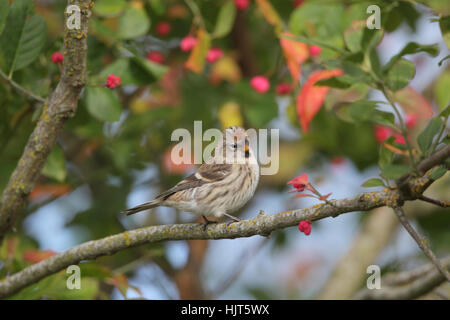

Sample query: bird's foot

[202,215,217,231]
[224,213,241,228]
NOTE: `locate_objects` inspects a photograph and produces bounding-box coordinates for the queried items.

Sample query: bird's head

[213,126,252,164]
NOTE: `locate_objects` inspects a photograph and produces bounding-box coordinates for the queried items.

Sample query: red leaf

[23,249,57,263]
[29,184,72,201]
[296,69,343,133]
[280,32,309,83]
[394,87,433,122]
[295,193,316,198]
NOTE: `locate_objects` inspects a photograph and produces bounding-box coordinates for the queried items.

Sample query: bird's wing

[156,163,232,200]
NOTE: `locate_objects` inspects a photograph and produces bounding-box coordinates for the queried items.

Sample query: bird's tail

[121,199,163,216]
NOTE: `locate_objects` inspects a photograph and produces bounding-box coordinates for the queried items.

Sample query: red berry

[298,221,311,236]
[235,0,250,10]
[147,51,165,64]
[206,47,224,63]
[180,35,198,52]
[106,74,121,89]
[156,21,171,36]
[250,76,270,93]
[51,52,64,64]
[276,83,292,95]
[309,45,322,57]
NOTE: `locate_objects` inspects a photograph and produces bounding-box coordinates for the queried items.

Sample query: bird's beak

[244,140,249,152]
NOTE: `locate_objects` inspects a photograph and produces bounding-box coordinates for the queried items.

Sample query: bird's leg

[224,213,241,227]
[202,215,217,231]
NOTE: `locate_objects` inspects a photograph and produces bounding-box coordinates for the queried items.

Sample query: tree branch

[355,258,450,300]
[0,0,92,242]
[393,207,450,282]
[0,167,444,298]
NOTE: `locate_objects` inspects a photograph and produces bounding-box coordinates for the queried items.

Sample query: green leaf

[132,56,168,81]
[149,0,165,16]
[118,7,150,39]
[381,164,411,180]
[361,28,384,52]
[84,87,122,122]
[235,83,277,127]
[93,0,126,17]
[362,178,386,188]
[0,0,9,36]
[439,16,450,49]
[417,117,444,154]
[99,58,165,86]
[344,100,395,127]
[385,58,415,92]
[371,110,395,128]
[383,42,439,73]
[430,166,447,181]
[378,141,394,170]
[42,146,66,182]
[315,76,353,89]
[13,14,47,71]
[434,71,450,111]
[0,0,33,75]
[440,104,450,117]
[343,21,364,53]
[213,0,236,38]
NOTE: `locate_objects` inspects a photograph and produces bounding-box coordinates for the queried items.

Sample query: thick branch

[0,1,92,241]
[355,258,450,300]
[0,170,441,299]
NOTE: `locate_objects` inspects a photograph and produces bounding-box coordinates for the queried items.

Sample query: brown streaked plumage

[122,126,260,229]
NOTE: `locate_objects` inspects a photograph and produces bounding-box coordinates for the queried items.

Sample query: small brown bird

[122,126,260,229]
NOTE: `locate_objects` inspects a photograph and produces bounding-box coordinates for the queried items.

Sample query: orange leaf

[29,184,72,201]
[185,29,211,74]
[394,87,433,120]
[23,249,57,263]
[255,0,282,28]
[296,69,343,133]
[280,32,309,83]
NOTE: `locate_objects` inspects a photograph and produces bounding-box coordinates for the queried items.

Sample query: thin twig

[393,207,450,282]
[210,237,269,298]
[0,68,46,103]
[429,114,448,156]
[417,195,450,208]
[184,0,205,29]
[380,85,417,172]
[355,257,450,300]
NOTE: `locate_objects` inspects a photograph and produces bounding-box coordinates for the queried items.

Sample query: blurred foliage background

[0,0,449,299]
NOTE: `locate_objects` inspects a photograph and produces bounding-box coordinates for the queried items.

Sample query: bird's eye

[232,143,237,149]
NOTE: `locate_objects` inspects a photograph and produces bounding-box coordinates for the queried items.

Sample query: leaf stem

[184,0,206,30]
[0,68,46,103]
[429,114,448,155]
[380,85,417,172]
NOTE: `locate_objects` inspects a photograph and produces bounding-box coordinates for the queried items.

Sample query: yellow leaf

[255,0,282,29]
[210,55,242,84]
[218,102,243,129]
[185,29,211,74]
